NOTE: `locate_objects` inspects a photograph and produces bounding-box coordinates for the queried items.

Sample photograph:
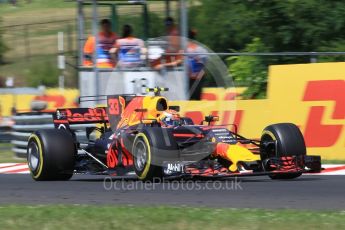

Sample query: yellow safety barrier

[1,62,344,160]
[173,62,345,160]
[0,88,79,117]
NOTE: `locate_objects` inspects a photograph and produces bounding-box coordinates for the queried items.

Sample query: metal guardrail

[11,113,92,158]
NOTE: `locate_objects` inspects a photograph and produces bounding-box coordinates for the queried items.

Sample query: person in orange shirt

[152,17,183,70]
[110,25,146,68]
[83,19,117,68]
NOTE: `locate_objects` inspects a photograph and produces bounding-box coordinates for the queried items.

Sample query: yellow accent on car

[134,133,152,180]
[142,96,168,119]
[262,130,277,140]
[29,134,44,179]
[226,144,261,172]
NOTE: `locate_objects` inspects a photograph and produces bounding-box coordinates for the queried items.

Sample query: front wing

[161,155,321,178]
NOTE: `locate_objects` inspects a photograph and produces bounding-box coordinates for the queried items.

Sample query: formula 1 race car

[26,87,321,181]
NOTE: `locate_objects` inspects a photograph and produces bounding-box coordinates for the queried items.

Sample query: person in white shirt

[110,25,146,68]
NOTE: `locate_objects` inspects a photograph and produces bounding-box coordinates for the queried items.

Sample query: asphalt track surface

[0,174,344,210]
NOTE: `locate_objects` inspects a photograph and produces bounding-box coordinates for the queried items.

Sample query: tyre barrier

[11,112,92,158]
[0,126,12,143]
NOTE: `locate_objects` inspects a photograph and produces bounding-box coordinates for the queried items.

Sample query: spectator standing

[165,17,179,37]
[110,25,146,68]
[83,19,117,68]
[152,17,183,70]
[187,29,208,100]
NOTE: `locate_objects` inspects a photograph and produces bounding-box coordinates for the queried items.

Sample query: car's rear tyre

[132,132,162,181]
[260,123,305,180]
[27,129,76,181]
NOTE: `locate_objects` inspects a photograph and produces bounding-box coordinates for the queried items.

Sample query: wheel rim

[28,141,40,172]
[134,140,147,171]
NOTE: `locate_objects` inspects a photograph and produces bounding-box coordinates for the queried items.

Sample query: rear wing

[53,94,135,130]
[54,90,165,131]
[53,107,109,129]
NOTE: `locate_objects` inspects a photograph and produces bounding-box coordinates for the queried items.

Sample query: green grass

[321,160,345,164]
[0,0,169,28]
[0,55,58,85]
[0,1,76,86]
[0,143,26,163]
[0,205,345,230]
[0,0,73,17]
[0,0,168,87]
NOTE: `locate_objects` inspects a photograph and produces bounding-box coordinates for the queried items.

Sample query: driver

[158,109,181,127]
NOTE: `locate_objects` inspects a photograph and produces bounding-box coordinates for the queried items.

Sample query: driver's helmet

[158,109,181,126]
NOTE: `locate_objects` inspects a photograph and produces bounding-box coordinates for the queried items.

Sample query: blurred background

[0,0,344,161]
[1,0,345,94]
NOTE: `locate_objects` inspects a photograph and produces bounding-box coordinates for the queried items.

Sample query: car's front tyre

[132,132,162,181]
[260,123,305,180]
